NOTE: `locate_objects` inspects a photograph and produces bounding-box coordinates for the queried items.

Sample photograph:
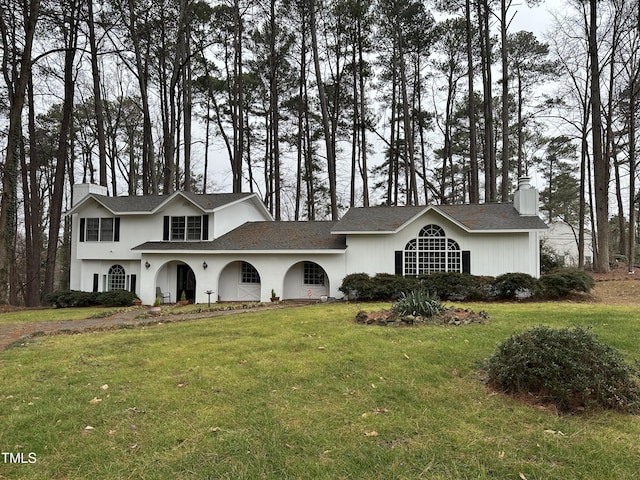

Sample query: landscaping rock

[355,307,490,327]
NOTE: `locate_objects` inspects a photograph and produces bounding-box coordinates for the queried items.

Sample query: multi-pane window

[171,216,186,240]
[100,218,114,241]
[187,216,202,240]
[241,262,261,284]
[303,261,325,285]
[86,218,100,241]
[403,224,461,275]
[171,216,202,240]
[85,218,114,241]
[108,264,126,291]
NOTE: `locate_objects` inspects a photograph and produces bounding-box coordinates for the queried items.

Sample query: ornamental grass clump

[485,326,640,413]
[392,289,446,318]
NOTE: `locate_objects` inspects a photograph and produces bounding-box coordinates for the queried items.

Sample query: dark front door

[176,264,196,302]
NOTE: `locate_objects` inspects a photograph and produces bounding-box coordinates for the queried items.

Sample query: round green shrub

[485,326,640,413]
[339,273,374,300]
[491,272,539,299]
[539,268,595,298]
[419,272,483,300]
[371,273,418,300]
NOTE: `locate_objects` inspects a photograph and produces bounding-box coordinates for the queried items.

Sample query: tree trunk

[466,0,479,203]
[86,0,108,189]
[500,0,510,201]
[589,0,610,273]
[0,0,41,304]
[309,1,338,219]
[44,1,79,295]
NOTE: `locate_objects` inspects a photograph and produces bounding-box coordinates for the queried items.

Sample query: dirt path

[0,303,305,352]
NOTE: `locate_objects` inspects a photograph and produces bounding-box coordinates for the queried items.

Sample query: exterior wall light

[145,261,150,269]
[203,261,208,269]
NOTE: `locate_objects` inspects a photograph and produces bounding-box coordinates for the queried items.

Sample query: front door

[176,264,196,302]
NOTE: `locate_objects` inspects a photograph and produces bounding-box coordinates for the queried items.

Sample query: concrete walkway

[0,303,305,351]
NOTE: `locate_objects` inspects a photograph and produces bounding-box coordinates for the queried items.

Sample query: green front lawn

[1,302,639,479]
[0,307,127,325]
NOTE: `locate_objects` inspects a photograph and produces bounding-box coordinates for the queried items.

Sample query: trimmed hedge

[45,289,139,308]
[339,269,595,302]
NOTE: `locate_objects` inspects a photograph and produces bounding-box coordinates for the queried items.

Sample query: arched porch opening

[218,261,261,301]
[154,260,197,303]
[283,261,329,300]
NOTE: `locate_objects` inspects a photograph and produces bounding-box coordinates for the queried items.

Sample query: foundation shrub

[45,289,136,308]
[485,326,640,413]
[539,268,595,298]
[339,273,374,300]
[419,272,483,300]
[339,273,418,300]
[491,272,539,299]
[371,273,418,300]
[98,289,138,307]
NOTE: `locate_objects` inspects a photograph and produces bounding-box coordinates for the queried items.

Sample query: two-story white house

[67,177,547,304]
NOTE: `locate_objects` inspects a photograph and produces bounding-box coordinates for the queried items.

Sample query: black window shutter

[462,251,471,274]
[114,217,120,242]
[92,273,99,292]
[130,274,137,293]
[202,215,209,240]
[80,218,85,242]
[163,216,170,241]
[395,251,403,275]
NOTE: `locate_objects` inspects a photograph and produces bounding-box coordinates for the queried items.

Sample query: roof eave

[66,195,118,216]
[136,248,347,254]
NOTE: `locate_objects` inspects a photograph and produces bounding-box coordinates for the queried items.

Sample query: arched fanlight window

[402,225,461,275]
[108,264,126,291]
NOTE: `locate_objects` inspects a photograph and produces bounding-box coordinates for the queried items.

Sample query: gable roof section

[68,191,262,215]
[133,221,346,252]
[332,203,547,234]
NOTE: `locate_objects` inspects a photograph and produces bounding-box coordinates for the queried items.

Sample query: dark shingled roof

[434,203,548,231]
[332,206,426,232]
[85,192,255,213]
[332,203,547,233]
[133,221,347,251]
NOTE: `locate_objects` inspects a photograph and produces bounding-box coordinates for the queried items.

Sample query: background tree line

[0,0,638,305]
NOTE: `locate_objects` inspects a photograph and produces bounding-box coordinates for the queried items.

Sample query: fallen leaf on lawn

[108,430,117,436]
[89,397,102,404]
[543,429,565,436]
[519,473,528,480]
[209,427,220,433]
[361,412,369,418]
[285,443,293,449]
[318,346,326,350]
[364,431,379,437]
[177,382,188,388]
[372,407,389,414]
[403,353,410,360]
[84,426,95,431]
[498,451,505,460]
[371,383,376,389]
[101,384,109,390]
[129,443,139,451]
